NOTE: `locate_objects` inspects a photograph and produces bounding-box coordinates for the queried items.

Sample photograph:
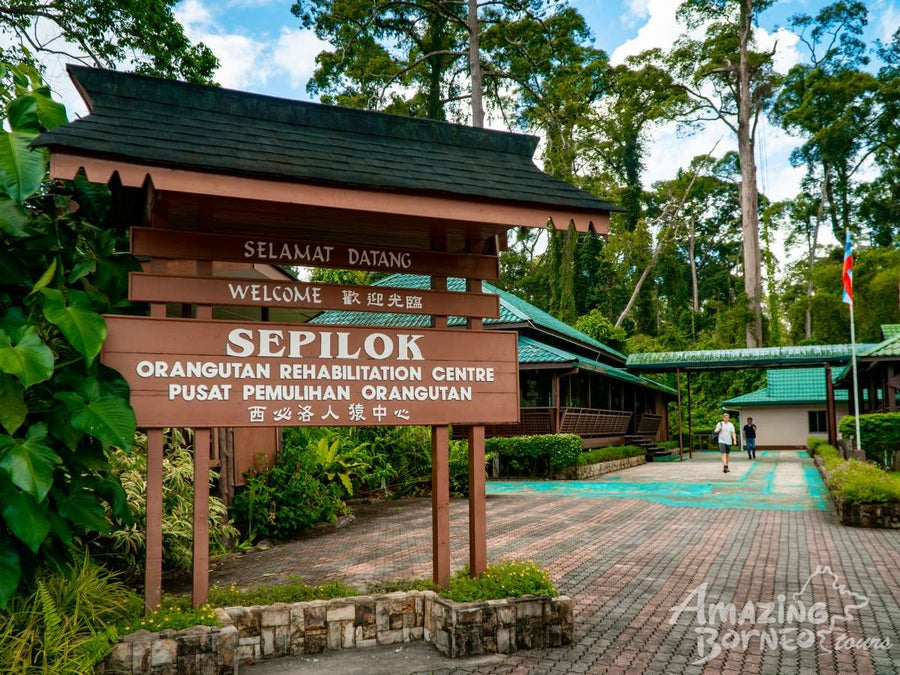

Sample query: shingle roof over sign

[33,66,618,215]
[722,368,848,407]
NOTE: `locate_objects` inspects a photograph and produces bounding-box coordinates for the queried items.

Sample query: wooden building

[313,274,675,448]
[837,324,900,414]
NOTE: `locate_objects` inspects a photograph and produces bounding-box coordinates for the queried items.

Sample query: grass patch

[809,443,900,505]
[577,445,644,466]
[208,577,360,606]
[441,560,556,603]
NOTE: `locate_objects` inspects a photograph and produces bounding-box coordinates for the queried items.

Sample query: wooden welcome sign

[131,227,501,280]
[129,272,500,318]
[101,316,519,428]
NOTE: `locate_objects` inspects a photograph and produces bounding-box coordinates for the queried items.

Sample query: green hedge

[839,412,900,467]
[810,441,900,505]
[577,445,644,466]
[486,434,582,476]
[807,437,826,451]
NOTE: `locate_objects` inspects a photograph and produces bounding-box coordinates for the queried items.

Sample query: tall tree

[645,0,778,347]
[772,2,877,242]
[0,1,217,83]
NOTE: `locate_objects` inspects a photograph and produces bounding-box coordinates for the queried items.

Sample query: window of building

[808,410,827,433]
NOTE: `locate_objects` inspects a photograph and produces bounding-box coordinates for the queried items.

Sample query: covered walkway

[626,343,877,455]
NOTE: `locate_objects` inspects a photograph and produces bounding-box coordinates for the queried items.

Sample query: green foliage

[441,560,556,603]
[119,598,220,635]
[309,436,370,496]
[0,66,138,607]
[577,445,643,466]
[573,310,627,352]
[206,577,360,607]
[232,438,347,541]
[0,5,217,85]
[94,430,239,576]
[839,412,900,467]
[486,434,582,475]
[0,556,133,673]
[827,459,900,505]
[807,437,826,451]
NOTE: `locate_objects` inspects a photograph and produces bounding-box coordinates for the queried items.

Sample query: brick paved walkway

[217,451,900,674]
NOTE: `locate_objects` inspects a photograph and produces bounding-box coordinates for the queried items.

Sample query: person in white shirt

[715,412,737,473]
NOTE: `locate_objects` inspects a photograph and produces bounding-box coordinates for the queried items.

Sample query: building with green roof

[312,274,675,447]
[835,324,900,414]
[721,368,850,448]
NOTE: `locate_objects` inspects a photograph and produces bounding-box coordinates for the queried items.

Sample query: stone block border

[102,591,573,673]
[552,454,645,480]
[811,455,900,529]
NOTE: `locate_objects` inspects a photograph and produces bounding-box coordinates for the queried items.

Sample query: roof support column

[676,368,684,461]
[825,364,837,447]
[686,372,693,460]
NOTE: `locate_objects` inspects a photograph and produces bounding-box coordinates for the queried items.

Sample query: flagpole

[849,298,862,453]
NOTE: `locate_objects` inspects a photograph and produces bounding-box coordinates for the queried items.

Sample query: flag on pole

[842,231,853,305]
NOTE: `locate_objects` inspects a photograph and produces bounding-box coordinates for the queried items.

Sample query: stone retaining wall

[103,591,573,673]
[812,455,900,529]
[552,454,645,480]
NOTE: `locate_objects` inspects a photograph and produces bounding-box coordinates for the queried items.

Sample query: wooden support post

[467,425,486,576]
[145,428,164,613]
[825,364,837,447]
[551,374,561,433]
[687,372,693,459]
[192,428,211,607]
[144,257,167,615]
[193,261,213,607]
[466,264,487,577]
[676,368,684,460]
[430,240,450,587]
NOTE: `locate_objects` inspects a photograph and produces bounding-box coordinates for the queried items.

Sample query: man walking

[743,417,758,460]
[715,412,737,473]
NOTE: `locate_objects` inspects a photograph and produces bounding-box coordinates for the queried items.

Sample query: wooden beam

[687,372,693,459]
[467,425,487,576]
[431,425,451,587]
[144,429,164,614]
[192,428,211,607]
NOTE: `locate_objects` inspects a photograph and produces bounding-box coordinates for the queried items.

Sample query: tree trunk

[806,166,827,339]
[689,215,699,339]
[426,15,448,121]
[467,0,484,128]
[738,0,763,348]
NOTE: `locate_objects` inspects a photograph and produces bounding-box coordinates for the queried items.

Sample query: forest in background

[294,0,900,421]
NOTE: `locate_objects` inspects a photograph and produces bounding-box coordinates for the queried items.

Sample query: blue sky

[42,0,899,256]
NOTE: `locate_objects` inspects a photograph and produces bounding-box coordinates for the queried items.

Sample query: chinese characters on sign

[101,316,519,428]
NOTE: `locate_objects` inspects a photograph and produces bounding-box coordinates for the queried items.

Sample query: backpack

[711,423,720,443]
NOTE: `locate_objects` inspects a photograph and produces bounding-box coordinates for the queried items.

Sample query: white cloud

[880,3,900,43]
[755,26,801,75]
[611,0,683,64]
[272,27,329,90]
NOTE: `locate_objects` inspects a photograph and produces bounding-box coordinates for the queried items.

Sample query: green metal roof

[722,368,849,407]
[882,324,900,339]
[517,336,676,395]
[863,332,900,358]
[34,66,618,215]
[311,273,626,362]
[627,343,878,372]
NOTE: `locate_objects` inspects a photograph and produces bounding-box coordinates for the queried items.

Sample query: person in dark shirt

[743,417,757,459]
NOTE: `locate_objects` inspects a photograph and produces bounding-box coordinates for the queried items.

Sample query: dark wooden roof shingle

[34,66,617,214]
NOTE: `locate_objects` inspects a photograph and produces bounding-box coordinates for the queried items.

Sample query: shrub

[95,430,239,576]
[366,578,438,594]
[442,560,557,602]
[827,460,900,504]
[807,437,825,451]
[577,445,644,466]
[486,434,582,475]
[839,412,900,467]
[0,556,133,672]
[232,441,346,541]
[812,443,843,471]
[657,440,679,450]
[0,66,139,606]
[207,577,359,607]
[119,598,220,635]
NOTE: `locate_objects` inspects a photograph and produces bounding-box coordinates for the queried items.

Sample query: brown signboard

[129,273,500,318]
[101,315,519,428]
[131,228,500,280]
